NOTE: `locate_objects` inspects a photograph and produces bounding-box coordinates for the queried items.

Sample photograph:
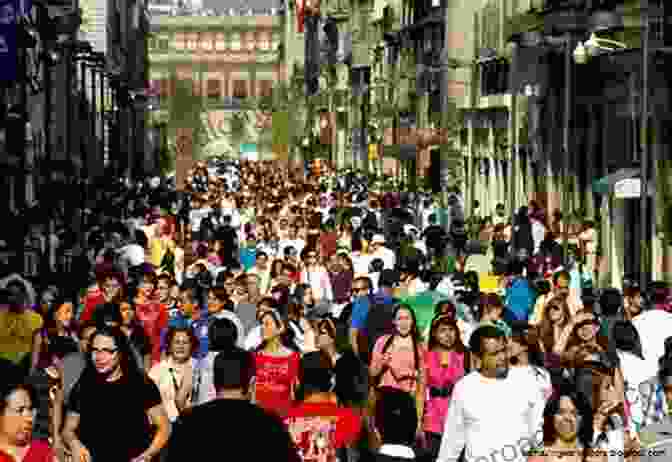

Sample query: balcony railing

[543,0,623,12]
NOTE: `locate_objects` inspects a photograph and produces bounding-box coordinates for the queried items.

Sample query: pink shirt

[422,350,465,434]
[370,335,426,394]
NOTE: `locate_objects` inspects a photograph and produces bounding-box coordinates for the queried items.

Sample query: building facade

[442,0,672,288]
[148,10,284,162]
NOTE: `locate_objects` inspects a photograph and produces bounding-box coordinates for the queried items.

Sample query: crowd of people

[1,158,672,462]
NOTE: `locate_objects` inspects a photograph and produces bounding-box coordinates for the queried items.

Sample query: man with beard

[437,325,545,462]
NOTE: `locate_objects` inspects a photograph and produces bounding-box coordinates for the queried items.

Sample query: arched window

[231,32,241,50]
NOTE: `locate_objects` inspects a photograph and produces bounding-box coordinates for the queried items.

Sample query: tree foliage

[161,69,209,173]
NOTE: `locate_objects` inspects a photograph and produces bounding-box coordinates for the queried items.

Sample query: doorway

[623,195,653,281]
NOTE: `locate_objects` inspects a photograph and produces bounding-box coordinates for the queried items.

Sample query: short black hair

[297,351,334,399]
[599,288,622,316]
[374,387,417,446]
[92,302,123,327]
[213,348,254,393]
[468,324,505,356]
[208,317,238,352]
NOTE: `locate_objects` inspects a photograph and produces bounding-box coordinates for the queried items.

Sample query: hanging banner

[0,0,18,83]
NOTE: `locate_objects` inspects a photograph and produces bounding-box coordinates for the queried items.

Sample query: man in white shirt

[116,229,146,275]
[189,198,212,254]
[438,324,544,462]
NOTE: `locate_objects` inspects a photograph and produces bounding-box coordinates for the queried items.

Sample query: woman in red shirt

[253,310,300,418]
[133,271,168,367]
[0,379,54,462]
[79,270,125,323]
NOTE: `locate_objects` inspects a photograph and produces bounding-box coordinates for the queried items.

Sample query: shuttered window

[233,80,247,98]
[207,79,221,100]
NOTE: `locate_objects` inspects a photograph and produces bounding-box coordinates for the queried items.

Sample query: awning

[592,167,655,197]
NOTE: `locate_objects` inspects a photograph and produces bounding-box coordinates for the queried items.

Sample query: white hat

[371,234,386,244]
[404,224,419,235]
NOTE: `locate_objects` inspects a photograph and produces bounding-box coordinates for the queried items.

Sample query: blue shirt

[350,296,370,330]
[505,277,536,321]
[192,308,210,359]
[240,247,256,271]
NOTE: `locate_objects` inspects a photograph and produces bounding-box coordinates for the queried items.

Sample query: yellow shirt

[0,309,43,364]
[149,237,166,268]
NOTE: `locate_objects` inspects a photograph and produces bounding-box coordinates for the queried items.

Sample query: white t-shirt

[351,253,372,276]
[244,325,263,351]
[438,371,545,462]
[189,207,212,232]
[372,247,396,270]
[118,244,145,267]
[531,219,546,254]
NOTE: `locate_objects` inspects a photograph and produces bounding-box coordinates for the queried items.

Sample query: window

[173,34,185,50]
[258,80,273,98]
[207,79,221,100]
[231,32,241,50]
[259,32,271,50]
[187,33,198,50]
[246,32,257,50]
[193,80,203,97]
[215,33,226,50]
[159,38,169,49]
[159,79,169,98]
[233,80,247,98]
[480,59,510,96]
[201,36,213,51]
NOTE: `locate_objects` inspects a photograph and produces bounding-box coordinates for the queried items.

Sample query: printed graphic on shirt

[285,415,338,462]
[257,361,291,393]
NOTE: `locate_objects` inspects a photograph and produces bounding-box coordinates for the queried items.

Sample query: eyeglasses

[91,348,118,356]
[5,407,37,418]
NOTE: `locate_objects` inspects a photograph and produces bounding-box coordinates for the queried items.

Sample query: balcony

[543,0,623,12]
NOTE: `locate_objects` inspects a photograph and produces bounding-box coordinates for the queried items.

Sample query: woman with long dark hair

[0,373,54,462]
[422,313,466,460]
[369,304,426,444]
[61,325,170,462]
[30,298,79,375]
[527,388,596,462]
[252,310,301,418]
[538,295,572,354]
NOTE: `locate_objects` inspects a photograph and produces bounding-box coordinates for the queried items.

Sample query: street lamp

[573,32,627,63]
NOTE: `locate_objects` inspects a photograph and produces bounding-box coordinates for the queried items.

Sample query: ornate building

[148,2,284,160]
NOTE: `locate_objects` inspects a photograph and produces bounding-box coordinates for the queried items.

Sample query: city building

[444,0,672,288]
[147,0,284,164]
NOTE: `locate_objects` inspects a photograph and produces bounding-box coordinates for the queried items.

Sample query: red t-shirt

[79,287,105,323]
[135,301,169,366]
[319,232,338,259]
[254,351,300,418]
[0,440,54,462]
[283,402,362,462]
